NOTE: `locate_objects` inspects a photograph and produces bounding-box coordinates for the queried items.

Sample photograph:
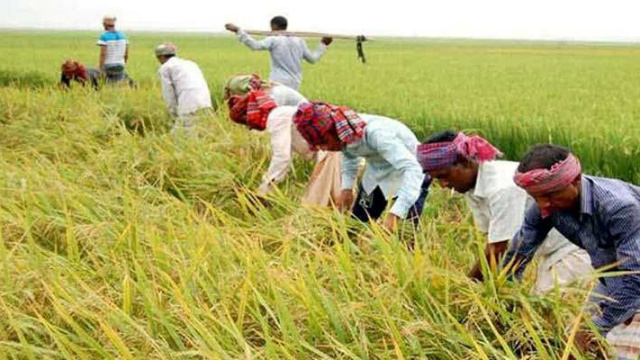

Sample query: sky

[1,0,639,41]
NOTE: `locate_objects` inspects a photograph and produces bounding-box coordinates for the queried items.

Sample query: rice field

[0,31,638,359]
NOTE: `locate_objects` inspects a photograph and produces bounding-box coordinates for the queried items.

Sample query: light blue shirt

[237,30,327,90]
[341,115,425,218]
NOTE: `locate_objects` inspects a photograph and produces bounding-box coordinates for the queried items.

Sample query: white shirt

[158,57,212,116]
[268,85,307,107]
[465,160,581,261]
[237,30,327,90]
[258,106,316,195]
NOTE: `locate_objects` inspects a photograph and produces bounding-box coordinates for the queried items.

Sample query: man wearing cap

[225,16,332,91]
[503,144,640,359]
[97,16,129,83]
[155,43,212,137]
[60,59,102,89]
[417,131,591,292]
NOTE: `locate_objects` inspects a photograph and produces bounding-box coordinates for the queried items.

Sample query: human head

[293,102,366,152]
[227,90,276,131]
[102,15,116,30]
[270,16,288,31]
[154,43,177,64]
[419,130,478,193]
[514,144,582,216]
[61,59,80,77]
[224,74,269,99]
[418,130,503,193]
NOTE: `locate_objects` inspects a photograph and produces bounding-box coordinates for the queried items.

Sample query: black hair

[425,130,458,144]
[424,130,470,166]
[270,16,288,30]
[517,144,571,173]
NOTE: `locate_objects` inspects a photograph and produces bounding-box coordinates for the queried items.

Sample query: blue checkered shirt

[504,175,640,335]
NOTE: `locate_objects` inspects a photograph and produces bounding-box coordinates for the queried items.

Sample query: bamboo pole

[244,30,369,41]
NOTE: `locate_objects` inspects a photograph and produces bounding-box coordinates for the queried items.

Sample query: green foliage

[0,31,631,359]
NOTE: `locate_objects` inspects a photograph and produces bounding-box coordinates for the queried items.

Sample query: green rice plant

[0,31,633,359]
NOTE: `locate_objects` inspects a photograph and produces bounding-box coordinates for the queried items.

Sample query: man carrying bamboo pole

[225,16,332,90]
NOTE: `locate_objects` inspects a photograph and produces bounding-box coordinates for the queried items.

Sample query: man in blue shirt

[225,16,332,91]
[504,144,640,359]
[97,16,129,83]
[293,101,430,232]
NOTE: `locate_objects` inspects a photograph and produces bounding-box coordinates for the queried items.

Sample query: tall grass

[0,85,605,359]
[0,32,633,358]
[2,31,639,181]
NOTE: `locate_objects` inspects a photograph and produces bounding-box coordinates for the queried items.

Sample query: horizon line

[1,26,639,45]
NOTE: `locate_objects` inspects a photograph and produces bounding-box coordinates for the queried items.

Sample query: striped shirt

[97,31,127,66]
[504,175,640,335]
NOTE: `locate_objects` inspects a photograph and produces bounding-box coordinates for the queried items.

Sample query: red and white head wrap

[227,89,277,131]
[513,153,582,197]
[417,132,503,171]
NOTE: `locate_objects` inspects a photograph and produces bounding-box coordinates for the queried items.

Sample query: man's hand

[383,213,400,232]
[225,23,240,33]
[574,330,597,354]
[338,189,354,213]
[321,37,333,46]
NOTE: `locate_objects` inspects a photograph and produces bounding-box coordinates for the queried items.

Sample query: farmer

[225,16,332,90]
[417,131,591,292]
[293,102,430,231]
[224,73,306,107]
[60,60,102,89]
[503,144,640,359]
[97,16,130,83]
[155,43,212,137]
[227,84,341,206]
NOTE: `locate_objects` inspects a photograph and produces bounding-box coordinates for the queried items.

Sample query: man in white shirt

[418,130,591,292]
[225,16,332,90]
[227,87,342,206]
[154,43,212,137]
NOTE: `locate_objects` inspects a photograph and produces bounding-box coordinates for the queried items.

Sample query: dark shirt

[504,175,640,335]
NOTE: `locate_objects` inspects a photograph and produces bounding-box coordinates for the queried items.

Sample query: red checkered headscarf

[61,60,88,81]
[417,132,503,171]
[293,102,366,150]
[227,89,277,131]
[513,153,582,197]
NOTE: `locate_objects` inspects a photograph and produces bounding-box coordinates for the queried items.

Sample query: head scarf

[61,60,87,81]
[224,74,270,99]
[293,102,366,149]
[417,132,503,171]
[227,89,277,131]
[513,153,582,197]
